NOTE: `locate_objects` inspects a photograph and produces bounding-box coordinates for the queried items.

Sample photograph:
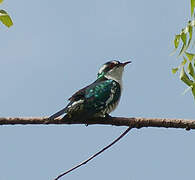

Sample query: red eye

[109,63,115,69]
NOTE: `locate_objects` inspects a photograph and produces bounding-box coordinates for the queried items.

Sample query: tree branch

[0,116,194,130]
[1,116,194,179]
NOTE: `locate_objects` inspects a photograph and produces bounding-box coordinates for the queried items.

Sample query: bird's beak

[122,61,131,67]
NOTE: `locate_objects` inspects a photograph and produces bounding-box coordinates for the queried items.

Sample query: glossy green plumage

[84,79,121,116]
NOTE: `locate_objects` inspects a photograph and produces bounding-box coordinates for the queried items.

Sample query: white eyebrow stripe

[98,64,107,74]
[112,61,118,64]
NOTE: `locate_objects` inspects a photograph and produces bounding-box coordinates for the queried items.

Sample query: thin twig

[54,126,132,180]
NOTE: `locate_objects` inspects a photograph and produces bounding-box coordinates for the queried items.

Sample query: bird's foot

[105,113,112,119]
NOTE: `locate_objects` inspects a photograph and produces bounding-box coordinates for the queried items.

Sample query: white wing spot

[68,99,84,113]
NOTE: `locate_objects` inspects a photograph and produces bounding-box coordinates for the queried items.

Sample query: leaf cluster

[0,0,13,28]
[172,0,195,99]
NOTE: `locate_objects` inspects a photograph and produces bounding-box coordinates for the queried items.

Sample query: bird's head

[97,60,131,83]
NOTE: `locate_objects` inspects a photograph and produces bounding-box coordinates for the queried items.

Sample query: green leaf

[178,44,186,56]
[188,62,195,80]
[181,56,187,66]
[172,68,179,74]
[178,30,187,56]
[188,22,193,38]
[0,10,13,28]
[186,22,193,49]
[191,0,195,17]
[0,0,3,4]
[174,34,180,49]
[181,30,187,45]
[185,52,195,61]
[180,67,193,86]
[192,85,195,99]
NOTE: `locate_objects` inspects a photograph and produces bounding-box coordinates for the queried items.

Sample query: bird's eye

[109,63,115,69]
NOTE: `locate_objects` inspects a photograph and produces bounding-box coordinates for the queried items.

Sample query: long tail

[49,107,68,120]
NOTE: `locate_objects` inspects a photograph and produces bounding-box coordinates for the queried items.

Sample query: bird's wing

[68,85,89,101]
[83,79,121,113]
[67,77,107,101]
[49,79,120,119]
[49,86,88,120]
[48,106,68,119]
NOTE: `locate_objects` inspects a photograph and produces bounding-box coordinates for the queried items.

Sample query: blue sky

[0,0,194,180]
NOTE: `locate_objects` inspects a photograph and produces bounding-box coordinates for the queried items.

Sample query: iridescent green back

[84,79,121,114]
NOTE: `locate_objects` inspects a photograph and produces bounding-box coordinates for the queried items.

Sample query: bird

[49,60,131,120]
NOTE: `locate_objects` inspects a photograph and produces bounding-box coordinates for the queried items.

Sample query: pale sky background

[0,0,194,180]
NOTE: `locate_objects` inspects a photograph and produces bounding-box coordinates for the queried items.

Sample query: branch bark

[0,116,194,130]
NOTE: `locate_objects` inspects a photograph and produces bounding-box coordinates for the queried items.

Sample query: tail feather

[49,107,68,119]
